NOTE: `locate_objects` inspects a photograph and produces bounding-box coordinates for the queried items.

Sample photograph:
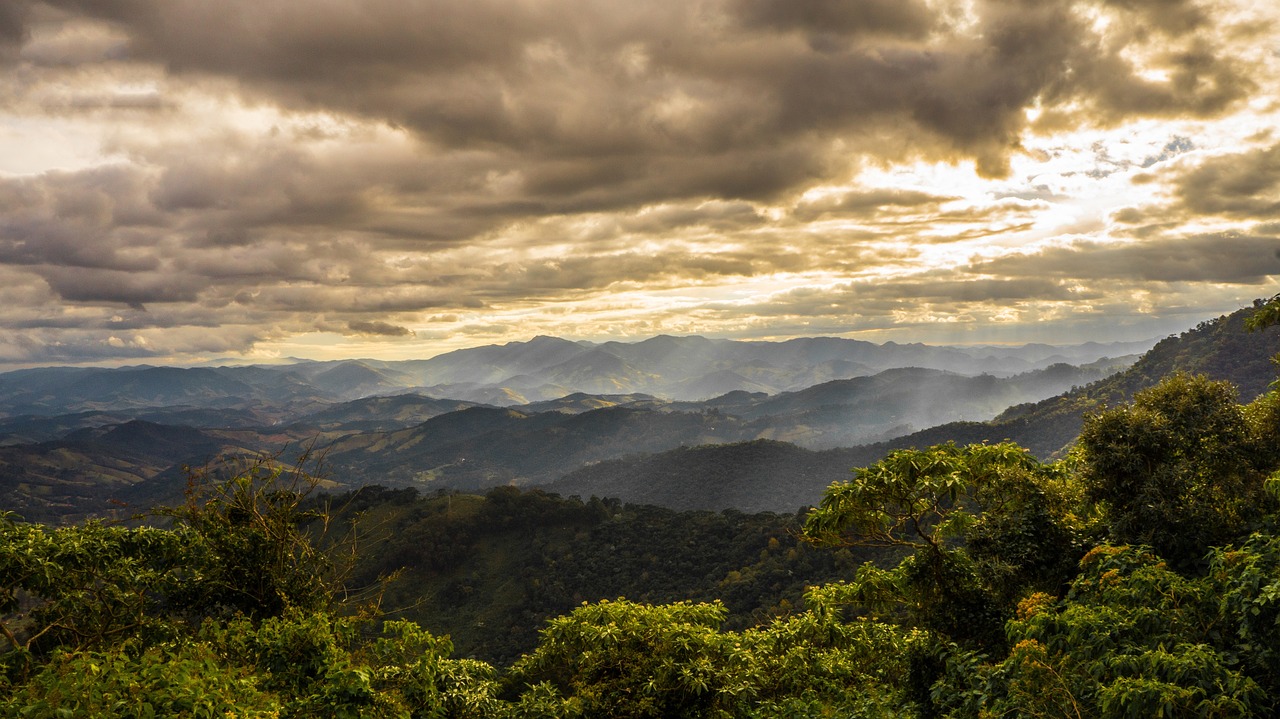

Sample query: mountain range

[0,305,1275,523]
[0,334,1151,423]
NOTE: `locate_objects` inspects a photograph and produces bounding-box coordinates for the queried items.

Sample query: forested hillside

[324,486,888,664]
[2,296,1279,718]
[545,439,872,512]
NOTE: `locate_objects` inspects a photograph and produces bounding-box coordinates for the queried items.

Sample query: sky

[0,0,1278,367]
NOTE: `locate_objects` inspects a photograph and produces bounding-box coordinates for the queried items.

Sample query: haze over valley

[0,301,1274,524]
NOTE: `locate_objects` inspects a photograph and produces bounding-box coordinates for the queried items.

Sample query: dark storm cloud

[16,0,1259,197]
[0,166,167,271]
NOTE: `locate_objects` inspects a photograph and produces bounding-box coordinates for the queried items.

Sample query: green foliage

[3,641,278,718]
[802,442,1082,651]
[1244,293,1280,334]
[161,457,334,620]
[507,599,738,718]
[0,515,189,657]
[506,596,915,719]
[1078,374,1273,567]
[976,545,1263,718]
[733,609,913,718]
[1208,534,1280,709]
[0,456,350,666]
[206,611,504,719]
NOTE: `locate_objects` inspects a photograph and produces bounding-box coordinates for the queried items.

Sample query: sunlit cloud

[0,0,1276,365]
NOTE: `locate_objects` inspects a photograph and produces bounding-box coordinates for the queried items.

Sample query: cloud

[1172,143,1280,218]
[10,0,1260,192]
[0,0,1274,363]
[793,189,959,221]
[0,2,28,51]
[37,266,202,308]
[347,319,412,337]
[732,0,937,39]
[972,232,1280,285]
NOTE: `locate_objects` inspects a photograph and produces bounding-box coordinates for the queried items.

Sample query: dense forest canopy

[1,295,1279,717]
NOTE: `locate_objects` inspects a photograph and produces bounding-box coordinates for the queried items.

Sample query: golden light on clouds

[0,0,1277,365]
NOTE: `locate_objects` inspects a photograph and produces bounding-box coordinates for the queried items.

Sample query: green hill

[546,439,871,513]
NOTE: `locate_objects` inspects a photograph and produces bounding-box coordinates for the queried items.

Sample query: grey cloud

[37,266,204,307]
[1085,41,1252,120]
[148,151,370,226]
[864,277,1093,303]
[1112,207,1146,224]
[1101,0,1206,36]
[19,21,130,66]
[50,91,170,112]
[0,324,271,364]
[1173,143,1280,218]
[0,1,30,49]
[495,251,780,296]
[0,0,1271,364]
[973,233,1280,284]
[229,285,464,313]
[0,168,169,272]
[17,0,1257,199]
[619,201,765,234]
[732,0,937,39]
[347,320,412,337]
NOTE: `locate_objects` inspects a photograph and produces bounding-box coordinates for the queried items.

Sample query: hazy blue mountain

[398,334,1152,402]
[857,302,1280,459]
[0,334,1149,423]
[666,369,777,399]
[0,353,1139,522]
[393,335,588,386]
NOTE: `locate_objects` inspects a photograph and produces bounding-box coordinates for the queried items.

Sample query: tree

[802,442,1081,651]
[1077,373,1272,568]
[505,599,738,719]
[978,545,1263,719]
[1245,293,1280,334]
[1,462,506,718]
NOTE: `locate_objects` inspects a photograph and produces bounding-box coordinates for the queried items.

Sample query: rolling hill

[1,301,1271,522]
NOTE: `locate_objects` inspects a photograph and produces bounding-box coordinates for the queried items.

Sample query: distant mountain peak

[522,335,579,346]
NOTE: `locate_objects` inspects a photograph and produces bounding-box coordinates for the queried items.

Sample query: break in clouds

[0,0,1278,363]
